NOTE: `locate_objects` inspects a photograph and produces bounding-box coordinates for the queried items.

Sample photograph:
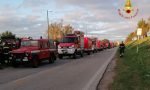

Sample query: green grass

[110,37,150,90]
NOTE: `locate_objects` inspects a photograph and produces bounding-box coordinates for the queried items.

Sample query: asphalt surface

[0,48,117,90]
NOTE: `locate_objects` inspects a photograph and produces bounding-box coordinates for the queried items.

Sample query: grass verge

[109,37,150,90]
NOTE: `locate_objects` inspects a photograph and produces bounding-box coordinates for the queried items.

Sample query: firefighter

[0,40,3,69]
[3,42,11,65]
[119,41,126,57]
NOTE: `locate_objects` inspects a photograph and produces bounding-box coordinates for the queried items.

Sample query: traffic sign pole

[136,28,142,53]
[137,35,139,53]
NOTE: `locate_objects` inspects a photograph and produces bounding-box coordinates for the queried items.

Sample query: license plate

[62,50,67,53]
[23,59,28,61]
[9,57,12,60]
[4,53,8,54]
[16,59,21,61]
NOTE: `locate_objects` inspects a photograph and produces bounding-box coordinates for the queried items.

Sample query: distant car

[10,39,57,68]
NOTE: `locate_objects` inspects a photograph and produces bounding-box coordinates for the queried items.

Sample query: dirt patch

[97,56,117,90]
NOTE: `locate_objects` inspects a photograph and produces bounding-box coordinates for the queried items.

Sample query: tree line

[125,17,150,43]
[0,22,73,41]
[47,22,73,41]
[0,31,16,40]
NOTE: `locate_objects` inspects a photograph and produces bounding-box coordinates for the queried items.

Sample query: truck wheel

[95,50,97,53]
[31,57,39,68]
[87,52,91,55]
[49,56,55,63]
[80,51,84,57]
[53,54,57,60]
[58,55,63,59]
[12,60,18,68]
[73,52,77,59]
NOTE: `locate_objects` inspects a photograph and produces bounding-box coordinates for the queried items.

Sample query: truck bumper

[84,49,92,53]
[58,48,75,55]
[11,57,30,63]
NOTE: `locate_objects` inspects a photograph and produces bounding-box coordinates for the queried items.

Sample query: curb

[83,48,118,90]
[96,48,117,90]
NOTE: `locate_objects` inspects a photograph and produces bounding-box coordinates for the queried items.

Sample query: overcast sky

[0,0,149,41]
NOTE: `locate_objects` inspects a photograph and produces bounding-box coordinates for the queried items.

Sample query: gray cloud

[0,0,150,40]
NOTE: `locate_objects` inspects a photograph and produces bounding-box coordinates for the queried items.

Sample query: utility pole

[47,10,50,39]
[47,10,53,39]
[86,23,88,37]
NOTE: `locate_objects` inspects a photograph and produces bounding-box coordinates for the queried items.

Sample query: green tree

[137,19,149,38]
[125,32,136,43]
[0,31,16,39]
[62,24,73,36]
[102,39,110,43]
[125,18,150,43]
[47,22,73,41]
[47,23,62,41]
[147,17,150,30]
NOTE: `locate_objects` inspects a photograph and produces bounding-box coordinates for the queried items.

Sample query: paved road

[0,48,117,90]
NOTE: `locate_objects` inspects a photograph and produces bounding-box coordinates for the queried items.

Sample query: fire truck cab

[58,31,84,59]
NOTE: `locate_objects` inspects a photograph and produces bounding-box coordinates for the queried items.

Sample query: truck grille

[63,47,69,49]
[13,53,25,59]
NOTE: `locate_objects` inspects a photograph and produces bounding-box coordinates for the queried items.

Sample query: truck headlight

[58,45,62,49]
[25,53,29,56]
[69,45,75,48]
[11,54,13,57]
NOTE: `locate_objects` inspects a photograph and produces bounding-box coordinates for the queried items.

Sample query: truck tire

[49,56,55,63]
[73,52,77,59]
[87,52,91,55]
[95,49,97,53]
[80,51,84,57]
[58,54,63,59]
[12,60,18,68]
[53,53,57,60]
[31,57,39,68]
[92,50,94,53]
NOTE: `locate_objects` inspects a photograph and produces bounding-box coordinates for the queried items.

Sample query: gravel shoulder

[97,54,117,90]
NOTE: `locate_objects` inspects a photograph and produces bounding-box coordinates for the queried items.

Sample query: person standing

[3,42,11,65]
[119,41,125,57]
[0,41,3,69]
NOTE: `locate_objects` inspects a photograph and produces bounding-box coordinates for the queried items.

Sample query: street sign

[136,28,142,53]
[137,28,142,36]
[147,31,150,36]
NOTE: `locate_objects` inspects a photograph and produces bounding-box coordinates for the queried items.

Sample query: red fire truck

[58,31,84,59]
[10,38,57,68]
[84,37,92,55]
[96,40,103,51]
[110,42,115,48]
[91,37,98,53]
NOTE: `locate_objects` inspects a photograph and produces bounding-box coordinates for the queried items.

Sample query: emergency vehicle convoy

[57,31,114,59]
[0,30,115,68]
[9,38,57,68]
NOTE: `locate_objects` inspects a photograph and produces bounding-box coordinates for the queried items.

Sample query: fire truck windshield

[61,37,77,43]
[21,41,38,47]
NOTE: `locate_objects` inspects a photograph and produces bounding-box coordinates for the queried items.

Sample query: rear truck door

[39,41,50,59]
